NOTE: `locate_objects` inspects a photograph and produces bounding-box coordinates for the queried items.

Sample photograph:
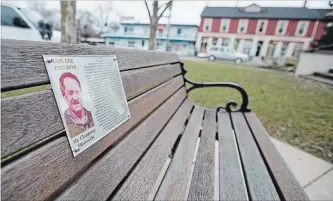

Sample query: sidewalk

[270,137,333,200]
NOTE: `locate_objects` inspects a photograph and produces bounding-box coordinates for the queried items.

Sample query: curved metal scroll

[181,63,251,113]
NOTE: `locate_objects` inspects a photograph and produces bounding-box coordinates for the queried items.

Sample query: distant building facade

[197,4,332,59]
[101,23,198,56]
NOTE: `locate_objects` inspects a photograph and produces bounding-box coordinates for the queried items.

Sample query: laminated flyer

[43,55,131,157]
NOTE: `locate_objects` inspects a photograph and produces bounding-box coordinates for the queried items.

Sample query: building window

[203,18,212,32]
[276,20,288,35]
[177,28,182,35]
[222,38,229,47]
[280,42,289,57]
[128,27,134,33]
[256,20,267,34]
[243,39,252,55]
[201,37,208,52]
[128,41,135,47]
[238,19,248,33]
[266,41,277,57]
[213,37,218,46]
[292,43,304,58]
[141,40,145,47]
[234,39,240,51]
[220,19,230,32]
[296,21,309,36]
[156,41,163,49]
[124,27,128,33]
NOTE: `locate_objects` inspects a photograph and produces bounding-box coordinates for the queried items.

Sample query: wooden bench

[1,39,309,201]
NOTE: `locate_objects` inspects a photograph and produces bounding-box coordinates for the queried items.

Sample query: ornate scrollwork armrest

[181,62,251,113]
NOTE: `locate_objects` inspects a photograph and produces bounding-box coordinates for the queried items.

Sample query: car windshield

[18,8,43,29]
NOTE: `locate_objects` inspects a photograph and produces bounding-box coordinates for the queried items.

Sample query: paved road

[180,56,267,67]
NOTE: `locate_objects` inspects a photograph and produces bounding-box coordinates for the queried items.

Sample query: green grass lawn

[184,60,333,162]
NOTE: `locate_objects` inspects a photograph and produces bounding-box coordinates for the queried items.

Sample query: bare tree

[77,10,100,39]
[60,1,77,43]
[95,1,113,27]
[28,1,60,30]
[144,1,172,50]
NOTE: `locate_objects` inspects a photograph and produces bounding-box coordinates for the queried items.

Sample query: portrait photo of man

[60,72,94,138]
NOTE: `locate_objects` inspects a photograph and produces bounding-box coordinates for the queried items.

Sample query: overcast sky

[5,0,332,25]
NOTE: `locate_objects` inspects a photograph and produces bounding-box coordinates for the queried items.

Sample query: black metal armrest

[181,62,251,113]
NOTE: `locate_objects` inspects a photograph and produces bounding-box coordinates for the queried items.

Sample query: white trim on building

[203,18,213,32]
[256,20,268,34]
[238,19,249,33]
[295,20,309,36]
[220,19,230,32]
[196,31,312,58]
[275,20,289,35]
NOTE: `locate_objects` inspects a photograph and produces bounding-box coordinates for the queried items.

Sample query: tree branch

[144,1,152,22]
[158,1,169,10]
[158,1,172,20]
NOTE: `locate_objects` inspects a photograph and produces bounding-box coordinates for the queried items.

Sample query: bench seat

[1,39,308,201]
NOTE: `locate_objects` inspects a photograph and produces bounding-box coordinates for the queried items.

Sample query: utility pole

[165,3,172,51]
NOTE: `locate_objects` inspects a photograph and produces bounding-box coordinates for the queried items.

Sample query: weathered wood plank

[188,110,216,201]
[245,113,309,201]
[1,39,180,90]
[122,64,181,99]
[155,106,204,200]
[55,87,187,200]
[231,112,280,201]
[113,99,192,200]
[1,67,182,158]
[1,81,186,201]
[218,112,248,200]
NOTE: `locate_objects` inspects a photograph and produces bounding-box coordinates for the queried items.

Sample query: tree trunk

[149,1,158,50]
[60,1,77,44]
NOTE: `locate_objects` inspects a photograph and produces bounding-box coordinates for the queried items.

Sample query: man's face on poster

[63,77,83,112]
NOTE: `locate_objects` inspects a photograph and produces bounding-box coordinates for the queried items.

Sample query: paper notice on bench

[43,55,131,157]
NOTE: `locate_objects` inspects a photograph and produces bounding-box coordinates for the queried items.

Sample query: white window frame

[220,19,230,32]
[256,20,268,34]
[237,19,248,33]
[128,41,135,47]
[275,20,288,35]
[221,38,230,47]
[295,21,309,36]
[203,18,213,32]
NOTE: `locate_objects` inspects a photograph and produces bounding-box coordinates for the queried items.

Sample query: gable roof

[201,6,333,20]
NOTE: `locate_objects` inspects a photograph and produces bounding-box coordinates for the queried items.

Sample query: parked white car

[1,3,60,42]
[206,46,250,64]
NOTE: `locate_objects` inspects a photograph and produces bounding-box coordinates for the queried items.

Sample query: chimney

[303,0,307,7]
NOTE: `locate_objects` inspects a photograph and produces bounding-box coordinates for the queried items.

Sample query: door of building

[256,41,263,56]
[200,37,208,52]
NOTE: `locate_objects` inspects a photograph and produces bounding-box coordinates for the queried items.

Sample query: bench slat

[1,64,181,158]
[218,112,248,200]
[1,80,185,201]
[188,110,216,200]
[245,113,309,201]
[106,99,192,200]
[155,106,204,200]
[231,112,280,201]
[1,39,180,91]
[122,64,181,99]
[55,86,187,200]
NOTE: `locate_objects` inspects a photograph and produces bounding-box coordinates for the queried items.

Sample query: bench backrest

[1,39,187,200]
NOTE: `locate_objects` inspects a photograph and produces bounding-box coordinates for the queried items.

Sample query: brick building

[196,4,332,59]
